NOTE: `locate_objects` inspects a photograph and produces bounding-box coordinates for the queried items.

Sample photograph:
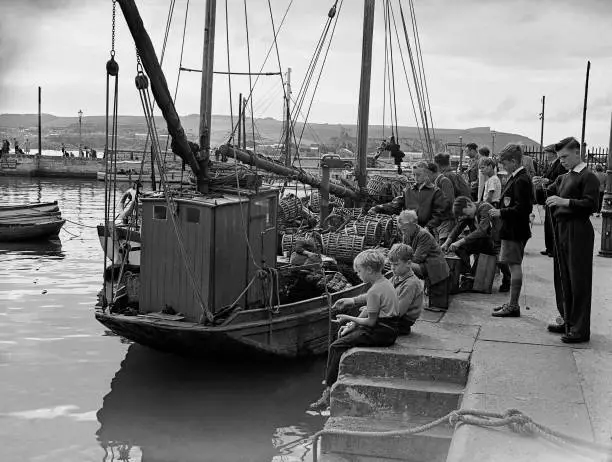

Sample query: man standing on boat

[119,181,142,224]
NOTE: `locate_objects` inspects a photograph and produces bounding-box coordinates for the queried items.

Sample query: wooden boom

[218,145,361,200]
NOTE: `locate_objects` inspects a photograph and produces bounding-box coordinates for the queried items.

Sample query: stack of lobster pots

[279,174,408,265]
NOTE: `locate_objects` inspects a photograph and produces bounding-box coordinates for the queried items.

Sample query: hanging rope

[387,2,424,150]
[408,0,436,144]
[244,0,257,155]
[225,0,234,142]
[103,0,120,309]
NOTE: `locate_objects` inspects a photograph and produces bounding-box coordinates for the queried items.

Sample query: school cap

[554,137,580,152]
[543,144,557,153]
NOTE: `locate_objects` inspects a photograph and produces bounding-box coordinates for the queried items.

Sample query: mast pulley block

[135,73,149,90]
[106,57,119,77]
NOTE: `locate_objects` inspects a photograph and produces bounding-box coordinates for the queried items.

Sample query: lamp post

[599,113,612,257]
[491,130,496,157]
[78,109,83,157]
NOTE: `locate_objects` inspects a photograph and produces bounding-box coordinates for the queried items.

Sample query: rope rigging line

[408,0,436,143]
[245,0,257,154]
[223,0,295,145]
[398,0,432,156]
[225,0,234,142]
[385,0,400,139]
[289,0,339,144]
[382,0,389,140]
[388,1,424,150]
[294,0,344,154]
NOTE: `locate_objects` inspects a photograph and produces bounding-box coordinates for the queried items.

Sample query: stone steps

[320,323,476,462]
[331,376,464,420]
[338,346,470,385]
[320,415,453,462]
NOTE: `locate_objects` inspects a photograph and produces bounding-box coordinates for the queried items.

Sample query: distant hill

[0,113,539,153]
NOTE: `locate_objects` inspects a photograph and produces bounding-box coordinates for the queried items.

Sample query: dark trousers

[544,207,554,253]
[553,218,594,338]
[599,192,604,213]
[455,238,495,275]
[325,323,397,386]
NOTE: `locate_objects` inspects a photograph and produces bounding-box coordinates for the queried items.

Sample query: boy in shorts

[309,249,400,410]
[489,144,534,317]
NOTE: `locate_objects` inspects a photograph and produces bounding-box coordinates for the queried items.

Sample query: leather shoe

[492,304,520,317]
[561,332,590,344]
[547,323,566,334]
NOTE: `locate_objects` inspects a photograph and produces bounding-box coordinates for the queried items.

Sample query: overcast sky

[2,0,612,146]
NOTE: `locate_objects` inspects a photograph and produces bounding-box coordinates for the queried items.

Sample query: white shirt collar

[572,162,587,173]
[511,166,525,177]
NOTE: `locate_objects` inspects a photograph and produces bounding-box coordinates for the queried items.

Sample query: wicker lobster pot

[333,207,364,220]
[362,214,398,246]
[309,190,343,213]
[281,232,323,255]
[367,175,390,197]
[278,194,302,222]
[321,233,366,263]
[341,219,384,247]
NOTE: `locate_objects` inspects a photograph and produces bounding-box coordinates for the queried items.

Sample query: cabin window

[252,196,275,227]
[186,207,200,224]
[153,205,167,220]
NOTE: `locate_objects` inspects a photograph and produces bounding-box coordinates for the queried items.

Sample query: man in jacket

[489,144,534,317]
[533,144,567,256]
[397,210,450,311]
[370,162,450,240]
[465,143,480,200]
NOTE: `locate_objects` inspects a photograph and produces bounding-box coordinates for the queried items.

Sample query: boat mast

[38,86,42,156]
[199,0,217,166]
[355,0,375,192]
[285,67,292,167]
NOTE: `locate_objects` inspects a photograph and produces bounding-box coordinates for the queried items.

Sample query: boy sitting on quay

[309,249,400,410]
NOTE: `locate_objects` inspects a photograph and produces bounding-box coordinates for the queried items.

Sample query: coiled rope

[312,408,612,462]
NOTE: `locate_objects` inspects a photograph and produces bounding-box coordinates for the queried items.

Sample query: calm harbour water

[0,177,325,462]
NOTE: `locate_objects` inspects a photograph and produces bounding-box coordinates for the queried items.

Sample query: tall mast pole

[580,61,591,159]
[199,0,217,165]
[355,0,375,193]
[38,86,42,156]
[285,67,292,167]
[539,95,545,164]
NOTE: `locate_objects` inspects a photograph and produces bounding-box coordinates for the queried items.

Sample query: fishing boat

[0,201,65,241]
[0,201,60,219]
[0,219,65,242]
[96,0,436,359]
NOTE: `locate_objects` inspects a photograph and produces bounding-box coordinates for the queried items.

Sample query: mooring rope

[311,408,612,462]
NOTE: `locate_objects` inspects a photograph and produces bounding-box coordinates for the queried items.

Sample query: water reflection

[0,239,64,258]
[96,345,326,462]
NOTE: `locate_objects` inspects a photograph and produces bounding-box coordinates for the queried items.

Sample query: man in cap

[545,137,599,343]
[533,144,567,257]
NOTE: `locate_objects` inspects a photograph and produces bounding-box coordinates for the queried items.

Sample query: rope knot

[504,409,535,436]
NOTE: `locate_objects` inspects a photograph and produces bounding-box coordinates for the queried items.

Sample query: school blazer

[499,169,533,241]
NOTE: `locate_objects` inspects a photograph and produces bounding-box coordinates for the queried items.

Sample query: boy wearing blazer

[489,144,534,317]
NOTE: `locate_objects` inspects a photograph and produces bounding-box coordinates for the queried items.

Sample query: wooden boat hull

[95,283,366,358]
[97,224,141,266]
[0,219,65,241]
[97,171,189,184]
[0,201,59,219]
